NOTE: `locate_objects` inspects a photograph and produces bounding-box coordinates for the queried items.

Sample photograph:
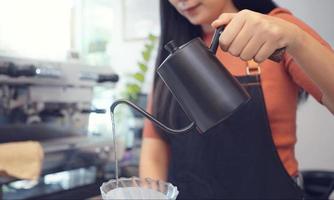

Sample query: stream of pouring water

[110,112,119,187]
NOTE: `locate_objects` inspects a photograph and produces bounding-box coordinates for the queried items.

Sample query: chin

[187,15,214,26]
[187,16,206,25]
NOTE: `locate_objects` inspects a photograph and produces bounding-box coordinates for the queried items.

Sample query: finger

[254,42,277,63]
[211,13,236,28]
[219,15,246,51]
[239,34,266,61]
[227,23,254,57]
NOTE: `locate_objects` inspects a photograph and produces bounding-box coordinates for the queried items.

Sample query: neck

[201,24,214,34]
[201,0,239,34]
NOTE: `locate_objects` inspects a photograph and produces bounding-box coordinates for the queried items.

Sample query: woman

[140,0,334,199]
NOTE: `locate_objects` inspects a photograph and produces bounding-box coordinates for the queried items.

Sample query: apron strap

[246,60,261,76]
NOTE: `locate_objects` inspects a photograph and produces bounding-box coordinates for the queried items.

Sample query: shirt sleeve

[273,8,333,103]
[142,92,163,139]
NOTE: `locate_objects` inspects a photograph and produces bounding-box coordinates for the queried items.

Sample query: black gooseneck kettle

[111,27,282,134]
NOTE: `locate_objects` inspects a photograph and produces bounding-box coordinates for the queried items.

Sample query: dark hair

[152,0,278,135]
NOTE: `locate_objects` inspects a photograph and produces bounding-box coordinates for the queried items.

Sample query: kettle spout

[110,99,195,134]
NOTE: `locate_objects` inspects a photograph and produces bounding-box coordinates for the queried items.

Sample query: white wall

[106,0,159,94]
[275,0,334,171]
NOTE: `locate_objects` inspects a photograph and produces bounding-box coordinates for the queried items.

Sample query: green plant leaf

[148,34,157,42]
[133,72,145,82]
[142,50,151,62]
[147,44,154,52]
[121,33,157,101]
[144,44,151,50]
[126,83,141,94]
[138,62,148,72]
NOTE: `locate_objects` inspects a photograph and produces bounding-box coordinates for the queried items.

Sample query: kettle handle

[209,26,286,63]
[209,26,226,54]
[110,99,196,134]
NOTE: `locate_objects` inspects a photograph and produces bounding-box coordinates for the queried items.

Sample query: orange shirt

[143,8,332,176]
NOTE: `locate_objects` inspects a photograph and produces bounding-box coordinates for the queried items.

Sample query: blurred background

[0,0,333,199]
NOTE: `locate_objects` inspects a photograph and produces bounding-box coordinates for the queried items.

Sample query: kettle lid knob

[164,40,179,54]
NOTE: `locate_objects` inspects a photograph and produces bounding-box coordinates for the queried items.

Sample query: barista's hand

[212,9,303,63]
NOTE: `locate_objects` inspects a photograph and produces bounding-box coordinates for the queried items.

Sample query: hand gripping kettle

[111,27,281,134]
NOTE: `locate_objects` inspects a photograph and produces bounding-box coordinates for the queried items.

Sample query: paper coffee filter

[100,177,179,200]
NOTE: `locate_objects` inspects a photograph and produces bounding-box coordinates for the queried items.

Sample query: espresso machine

[0,55,120,199]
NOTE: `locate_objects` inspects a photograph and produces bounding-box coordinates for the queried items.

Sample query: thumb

[211,13,236,28]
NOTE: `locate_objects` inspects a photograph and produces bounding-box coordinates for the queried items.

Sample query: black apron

[160,74,304,199]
